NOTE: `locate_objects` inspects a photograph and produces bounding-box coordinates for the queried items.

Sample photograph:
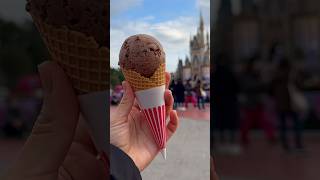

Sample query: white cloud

[110,16,209,73]
[110,0,143,17]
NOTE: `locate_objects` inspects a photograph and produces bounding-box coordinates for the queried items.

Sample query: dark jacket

[175,82,185,103]
[110,144,141,180]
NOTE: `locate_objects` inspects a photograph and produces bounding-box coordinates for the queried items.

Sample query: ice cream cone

[122,63,167,158]
[31,16,109,95]
[30,16,109,155]
[121,63,165,91]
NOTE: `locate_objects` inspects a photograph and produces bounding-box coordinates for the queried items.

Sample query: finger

[165,72,171,89]
[115,81,135,120]
[166,110,179,140]
[7,61,79,177]
[164,89,174,118]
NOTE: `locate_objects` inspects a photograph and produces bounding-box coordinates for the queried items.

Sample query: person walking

[195,80,205,110]
[212,55,240,145]
[175,79,185,110]
[184,80,196,108]
[169,79,177,109]
[271,59,305,151]
[240,58,275,146]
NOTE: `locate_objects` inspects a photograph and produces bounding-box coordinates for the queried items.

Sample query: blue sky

[0,0,210,73]
[111,0,210,72]
[112,0,197,23]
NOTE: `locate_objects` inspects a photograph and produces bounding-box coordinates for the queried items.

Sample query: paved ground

[214,132,320,180]
[142,118,210,180]
[0,104,210,178]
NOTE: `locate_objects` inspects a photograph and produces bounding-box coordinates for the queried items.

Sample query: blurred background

[0,0,47,175]
[110,0,210,179]
[211,0,320,180]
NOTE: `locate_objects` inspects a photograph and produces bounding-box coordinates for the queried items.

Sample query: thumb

[6,61,79,179]
[115,81,135,120]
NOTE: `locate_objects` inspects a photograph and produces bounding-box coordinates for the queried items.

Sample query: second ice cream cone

[31,16,109,95]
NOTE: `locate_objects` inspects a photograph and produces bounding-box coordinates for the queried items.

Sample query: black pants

[212,100,239,144]
[278,111,303,150]
[197,96,205,110]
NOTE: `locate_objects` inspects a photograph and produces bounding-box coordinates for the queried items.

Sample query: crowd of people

[211,53,317,153]
[169,79,210,111]
[110,77,210,111]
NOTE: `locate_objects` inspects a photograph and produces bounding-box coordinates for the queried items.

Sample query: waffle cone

[31,16,109,94]
[121,63,166,91]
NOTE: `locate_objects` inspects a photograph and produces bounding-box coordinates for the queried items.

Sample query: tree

[0,18,49,87]
[110,68,124,88]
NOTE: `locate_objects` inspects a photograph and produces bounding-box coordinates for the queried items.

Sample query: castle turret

[200,11,204,33]
[206,31,210,48]
[199,12,205,48]
[185,56,191,67]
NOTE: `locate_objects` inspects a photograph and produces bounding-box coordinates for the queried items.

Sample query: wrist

[127,149,145,172]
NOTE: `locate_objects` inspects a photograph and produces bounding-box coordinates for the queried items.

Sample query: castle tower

[190,13,207,82]
[175,12,210,84]
[199,12,205,46]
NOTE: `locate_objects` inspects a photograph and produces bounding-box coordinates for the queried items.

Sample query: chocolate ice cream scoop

[119,34,165,78]
[26,0,109,48]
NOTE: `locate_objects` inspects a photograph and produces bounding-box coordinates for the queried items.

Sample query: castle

[175,13,210,85]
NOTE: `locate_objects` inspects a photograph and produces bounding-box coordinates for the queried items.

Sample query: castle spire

[200,11,204,33]
[206,31,210,48]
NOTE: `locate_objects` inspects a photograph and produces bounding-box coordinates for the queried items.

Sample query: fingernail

[38,63,53,94]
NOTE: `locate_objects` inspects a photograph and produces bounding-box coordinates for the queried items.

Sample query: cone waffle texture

[122,63,166,91]
[32,16,109,94]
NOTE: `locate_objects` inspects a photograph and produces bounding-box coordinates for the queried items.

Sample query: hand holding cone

[119,34,168,159]
[111,72,179,171]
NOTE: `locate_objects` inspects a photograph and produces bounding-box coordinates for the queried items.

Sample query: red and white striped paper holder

[135,85,167,159]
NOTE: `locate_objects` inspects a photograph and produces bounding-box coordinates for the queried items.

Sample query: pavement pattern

[0,105,210,178]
